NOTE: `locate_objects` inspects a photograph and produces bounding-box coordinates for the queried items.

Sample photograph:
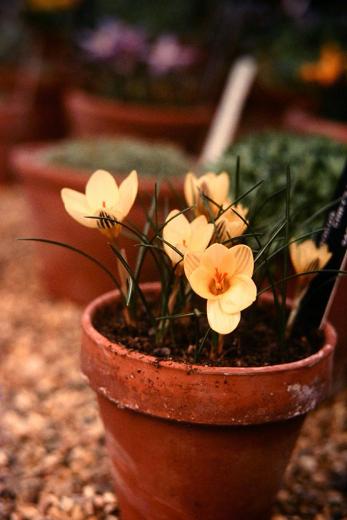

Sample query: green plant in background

[39,138,191,178]
[211,132,347,234]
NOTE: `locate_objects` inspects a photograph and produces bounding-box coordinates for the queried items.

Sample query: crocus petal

[189,215,214,251]
[221,274,257,314]
[188,265,218,300]
[207,299,240,334]
[227,244,254,277]
[117,170,138,218]
[212,172,230,206]
[184,172,198,207]
[184,250,202,279]
[200,243,229,272]
[318,244,332,269]
[289,242,301,273]
[163,209,191,264]
[85,169,119,211]
[163,209,191,245]
[61,188,97,228]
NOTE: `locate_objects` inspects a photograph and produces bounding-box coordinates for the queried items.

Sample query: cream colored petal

[207,299,241,335]
[188,216,214,252]
[290,240,317,273]
[188,265,217,300]
[318,244,332,269]
[221,274,257,314]
[218,217,247,240]
[163,209,190,265]
[184,172,198,207]
[200,243,229,272]
[117,170,138,218]
[289,242,301,273]
[163,210,190,247]
[184,250,203,279]
[61,188,97,228]
[164,242,184,267]
[212,172,230,206]
[85,169,119,211]
[226,244,254,277]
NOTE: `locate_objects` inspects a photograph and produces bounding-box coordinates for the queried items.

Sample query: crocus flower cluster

[61,169,332,340]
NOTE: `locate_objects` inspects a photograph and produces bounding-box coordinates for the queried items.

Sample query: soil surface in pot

[93,301,324,367]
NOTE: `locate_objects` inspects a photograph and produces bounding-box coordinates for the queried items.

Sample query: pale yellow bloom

[216,203,248,240]
[299,44,346,86]
[61,169,138,239]
[184,243,256,334]
[184,172,230,217]
[290,239,331,275]
[163,209,214,272]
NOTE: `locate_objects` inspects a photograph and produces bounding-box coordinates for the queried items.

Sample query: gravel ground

[1,186,347,520]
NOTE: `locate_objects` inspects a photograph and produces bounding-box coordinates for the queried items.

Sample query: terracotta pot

[64,89,214,154]
[0,66,67,183]
[11,143,184,305]
[0,70,36,183]
[81,284,336,520]
[282,109,347,391]
[283,107,347,144]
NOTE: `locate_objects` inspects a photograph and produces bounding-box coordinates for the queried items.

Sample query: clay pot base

[98,395,304,520]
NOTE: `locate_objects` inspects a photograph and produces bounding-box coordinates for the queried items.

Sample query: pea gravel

[1,186,347,519]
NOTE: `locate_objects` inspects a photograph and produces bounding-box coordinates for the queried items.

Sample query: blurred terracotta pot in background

[81,285,336,520]
[64,89,214,154]
[0,66,67,183]
[11,143,184,305]
[284,108,347,145]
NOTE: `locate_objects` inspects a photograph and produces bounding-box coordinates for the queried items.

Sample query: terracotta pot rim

[66,88,215,118]
[81,283,336,424]
[83,283,336,376]
[10,141,186,195]
[283,107,347,144]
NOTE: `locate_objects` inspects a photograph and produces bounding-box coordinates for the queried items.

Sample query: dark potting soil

[93,301,324,368]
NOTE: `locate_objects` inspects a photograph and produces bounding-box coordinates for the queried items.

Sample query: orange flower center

[210,268,230,295]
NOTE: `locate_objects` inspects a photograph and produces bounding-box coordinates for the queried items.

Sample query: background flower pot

[0,66,67,183]
[81,285,336,520]
[0,69,37,183]
[11,143,184,305]
[64,89,214,154]
[283,108,347,144]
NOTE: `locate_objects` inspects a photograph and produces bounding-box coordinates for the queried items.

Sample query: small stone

[60,496,74,512]
[83,485,95,498]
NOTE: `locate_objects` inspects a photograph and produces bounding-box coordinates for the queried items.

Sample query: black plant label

[292,160,347,334]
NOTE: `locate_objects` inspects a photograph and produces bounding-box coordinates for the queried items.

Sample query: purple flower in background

[147,35,200,76]
[78,18,147,73]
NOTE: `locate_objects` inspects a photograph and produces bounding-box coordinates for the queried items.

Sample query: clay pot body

[81,285,336,520]
[0,65,67,183]
[11,144,183,305]
[282,109,347,391]
[64,89,214,154]
[0,70,37,182]
[284,108,347,144]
